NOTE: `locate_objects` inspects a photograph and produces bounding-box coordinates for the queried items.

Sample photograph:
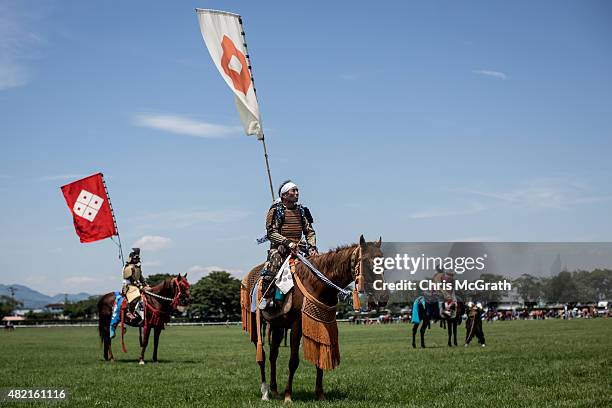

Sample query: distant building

[13,309,43,316]
[43,303,65,315]
[497,287,523,310]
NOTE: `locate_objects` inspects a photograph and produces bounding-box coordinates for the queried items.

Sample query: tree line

[386,268,612,306]
[2,268,610,320]
[1,271,243,321]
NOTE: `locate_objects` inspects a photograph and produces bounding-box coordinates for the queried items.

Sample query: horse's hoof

[316,393,326,401]
[271,390,279,399]
[139,360,145,365]
[412,343,416,349]
[283,395,292,404]
[261,383,270,401]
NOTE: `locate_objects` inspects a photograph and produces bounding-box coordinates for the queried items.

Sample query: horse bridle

[349,246,365,311]
[143,277,190,309]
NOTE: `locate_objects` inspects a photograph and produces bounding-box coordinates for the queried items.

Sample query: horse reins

[142,277,189,309]
[293,245,363,311]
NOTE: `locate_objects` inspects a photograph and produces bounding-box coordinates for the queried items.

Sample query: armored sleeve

[303,215,317,249]
[266,207,287,246]
[122,264,134,280]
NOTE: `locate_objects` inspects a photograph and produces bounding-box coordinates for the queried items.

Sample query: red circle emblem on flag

[220,35,252,95]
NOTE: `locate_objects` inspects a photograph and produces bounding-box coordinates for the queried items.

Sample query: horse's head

[355,235,389,311]
[171,273,192,312]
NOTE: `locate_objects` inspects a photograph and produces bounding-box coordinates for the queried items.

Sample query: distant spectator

[465,302,486,348]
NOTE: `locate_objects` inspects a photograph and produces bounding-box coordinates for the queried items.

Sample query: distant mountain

[0,284,93,309]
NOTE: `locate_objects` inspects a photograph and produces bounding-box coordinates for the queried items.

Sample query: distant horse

[241,235,387,402]
[97,274,191,364]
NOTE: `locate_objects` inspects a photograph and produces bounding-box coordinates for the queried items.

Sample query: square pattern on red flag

[61,173,117,243]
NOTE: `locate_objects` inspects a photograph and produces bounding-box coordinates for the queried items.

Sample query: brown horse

[97,274,191,364]
[241,235,387,402]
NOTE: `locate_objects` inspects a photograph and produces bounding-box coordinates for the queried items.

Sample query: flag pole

[101,173,124,265]
[238,16,276,202]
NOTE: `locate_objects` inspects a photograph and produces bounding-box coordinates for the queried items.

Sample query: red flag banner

[61,173,117,243]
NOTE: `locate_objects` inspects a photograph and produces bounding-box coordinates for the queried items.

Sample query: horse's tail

[97,296,107,344]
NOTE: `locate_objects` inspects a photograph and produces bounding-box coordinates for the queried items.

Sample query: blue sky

[1,0,611,295]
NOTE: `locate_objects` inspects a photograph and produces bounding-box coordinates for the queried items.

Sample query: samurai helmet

[127,248,141,264]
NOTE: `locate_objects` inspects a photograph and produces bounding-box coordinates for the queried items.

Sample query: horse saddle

[262,289,293,321]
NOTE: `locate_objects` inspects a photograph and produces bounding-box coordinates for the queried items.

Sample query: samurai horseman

[260,180,317,309]
[122,248,147,324]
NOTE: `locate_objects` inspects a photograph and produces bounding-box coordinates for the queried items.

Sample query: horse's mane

[297,243,358,289]
[148,276,175,296]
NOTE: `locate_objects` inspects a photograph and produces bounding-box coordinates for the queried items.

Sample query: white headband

[280,182,297,196]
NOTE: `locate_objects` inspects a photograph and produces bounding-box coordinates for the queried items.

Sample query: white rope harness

[143,290,173,302]
[295,252,352,299]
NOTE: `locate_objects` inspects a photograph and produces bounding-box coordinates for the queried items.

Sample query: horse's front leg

[315,367,325,400]
[258,350,268,400]
[269,327,284,398]
[152,326,161,362]
[453,322,458,346]
[283,322,302,403]
[411,324,418,348]
[139,326,151,365]
[447,320,453,347]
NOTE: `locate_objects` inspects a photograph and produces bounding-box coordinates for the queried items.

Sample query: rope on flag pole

[238,16,276,202]
[101,174,124,266]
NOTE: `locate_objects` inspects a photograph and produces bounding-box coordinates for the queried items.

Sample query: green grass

[0,319,611,407]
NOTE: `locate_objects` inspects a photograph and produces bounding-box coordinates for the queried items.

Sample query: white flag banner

[196,9,263,139]
[274,257,294,294]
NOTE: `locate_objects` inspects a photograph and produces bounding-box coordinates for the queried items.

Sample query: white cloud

[453,178,612,210]
[451,236,501,242]
[129,209,249,229]
[63,276,98,285]
[132,114,241,138]
[410,202,485,219]
[132,235,172,251]
[186,265,244,283]
[472,69,509,80]
[61,275,116,293]
[0,2,45,90]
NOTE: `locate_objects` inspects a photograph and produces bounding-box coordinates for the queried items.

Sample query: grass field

[0,319,611,407]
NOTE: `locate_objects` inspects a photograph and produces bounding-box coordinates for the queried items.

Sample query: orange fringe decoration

[294,271,340,371]
[255,283,264,362]
[240,279,250,333]
[352,288,361,312]
[302,312,340,370]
